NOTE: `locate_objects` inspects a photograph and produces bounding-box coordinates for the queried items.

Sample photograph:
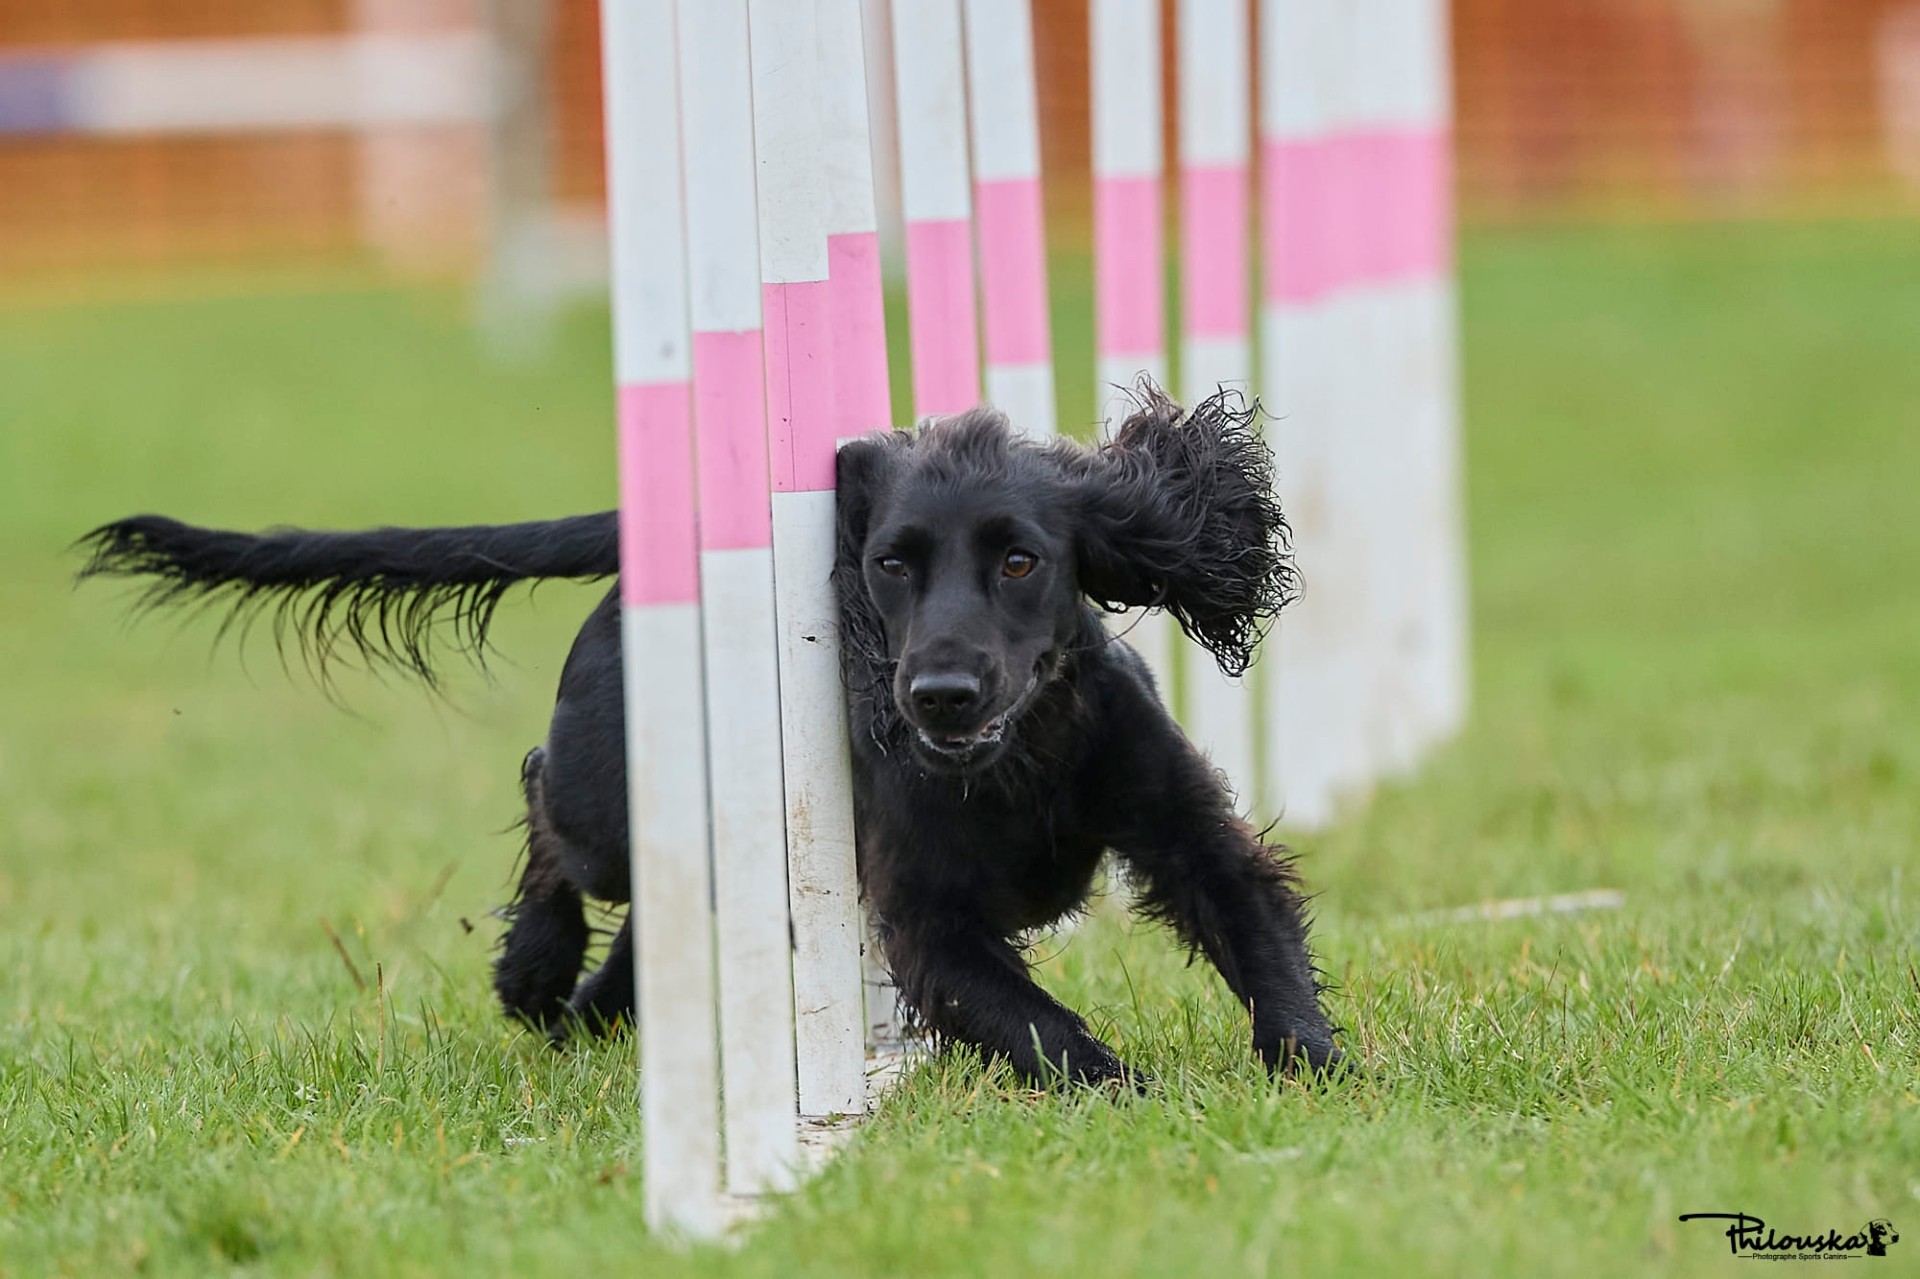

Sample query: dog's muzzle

[910,670,1042,765]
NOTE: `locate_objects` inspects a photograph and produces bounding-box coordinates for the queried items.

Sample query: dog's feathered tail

[76,512,619,685]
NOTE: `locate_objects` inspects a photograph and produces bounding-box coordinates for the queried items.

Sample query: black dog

[79,388,1339,1084]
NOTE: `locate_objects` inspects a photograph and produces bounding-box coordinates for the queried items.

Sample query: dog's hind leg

[493,747,591,1033]
[563,915,634,1038]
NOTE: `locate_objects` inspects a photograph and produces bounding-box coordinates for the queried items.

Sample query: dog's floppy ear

[833,431,911,676]
[1068,383,1297,677]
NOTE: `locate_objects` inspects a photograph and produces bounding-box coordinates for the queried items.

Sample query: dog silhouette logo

[1867,1219,1899,1258]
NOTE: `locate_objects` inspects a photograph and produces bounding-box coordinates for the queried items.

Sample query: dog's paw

[1292,1041,1361,1083]
[1109,1063,1157,1095]
[545,1000,630,1048]
[1256,1025,1349,1081]
[1067,1044,1154,1094]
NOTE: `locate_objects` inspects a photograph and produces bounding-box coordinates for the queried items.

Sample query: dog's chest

[866,781,1106,934]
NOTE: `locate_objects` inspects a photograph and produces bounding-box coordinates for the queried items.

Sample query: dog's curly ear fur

[1067,382,1298,677]
[832,431,912,681]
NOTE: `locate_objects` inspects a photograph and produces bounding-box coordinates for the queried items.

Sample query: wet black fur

[78,385,1338,1083]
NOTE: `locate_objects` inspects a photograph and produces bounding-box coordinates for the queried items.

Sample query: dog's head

[1869,1221,1898,1249]
[834,384,1296,774]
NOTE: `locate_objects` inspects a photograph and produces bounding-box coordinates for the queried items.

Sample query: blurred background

[4,0,1919,301]
[3,0,1916,886]
[4,12,1916,1269]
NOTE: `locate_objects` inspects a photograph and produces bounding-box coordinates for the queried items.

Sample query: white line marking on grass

[1394,888,1627,928]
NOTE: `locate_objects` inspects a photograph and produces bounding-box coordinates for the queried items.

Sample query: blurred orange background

[4,0,1919,286]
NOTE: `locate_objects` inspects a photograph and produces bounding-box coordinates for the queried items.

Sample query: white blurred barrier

[0,33,490,135]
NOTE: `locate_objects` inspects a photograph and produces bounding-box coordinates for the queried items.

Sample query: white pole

[354,0,487,274]
[675,0,803,1196]
[1343,0,1469,778]
[1332,0,1400,784]
[819,0,900,1056]
[858,0,906,277]
[478,0,559,355]
[749,0,871,1121]
[1091,0,1175,696]
[891,0,982,419]
[602,0,724,1237]
[817,0,907,1058]
[1259,0,1352,829]
[1092,0,1166,400]
[963,0,1056,437]
[1350,0,1425,776]
[1176,0,1258,810]
[1407,0,1471,748]
[1321,0,1386,809]
[819,0,896,436]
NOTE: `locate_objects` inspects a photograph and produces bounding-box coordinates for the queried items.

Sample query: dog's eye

[875,556,907,579]
[1002,550,1038,579]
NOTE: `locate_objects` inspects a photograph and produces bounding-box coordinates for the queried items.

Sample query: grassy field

[2,221,1917,1277]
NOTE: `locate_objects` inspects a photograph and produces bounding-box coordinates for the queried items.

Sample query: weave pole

[818,0,895,439]
[1176,0,1258,808]
[748,0,870,1121]
[891,0,982,419]
[1402,0,1471,755]
[1259,0,1468,826]
[1336,0,1470,783]
[602,0,724,1237]
[674,0,804,1198]
[816,0,904,1056]
[963,0,1056,437]
[1353,0,1416,781]
[1091,0,1174,690]
[1347,0,1420,777]
[1318,0,1386,793]
[1259,0,1347,828]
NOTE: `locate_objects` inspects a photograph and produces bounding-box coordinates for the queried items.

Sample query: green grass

[3,220,1918,1277]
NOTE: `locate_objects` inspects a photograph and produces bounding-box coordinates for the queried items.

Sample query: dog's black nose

[909,672,982,727]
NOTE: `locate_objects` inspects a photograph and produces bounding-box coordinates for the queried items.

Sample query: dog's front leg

[884,923,1138,1087]
[1097,695,1338,1073]
[1120,823,1338,1075]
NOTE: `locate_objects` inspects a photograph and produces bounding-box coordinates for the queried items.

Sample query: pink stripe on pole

[1396,127,1453,280]
[1261,138,1332,305]
[1345,132,1393,285]
[1094,175,1163,357]
[618,380,700,606]
[974,177,1051,365]
[763,278,839,494]
[1320,132,1363,297]
[827,231,893,435]
[905,217,981,417]
[1180,163,1249,338]
[691,330,774,549]
[1377,131,1417,281]
[1347,129,1456,285]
